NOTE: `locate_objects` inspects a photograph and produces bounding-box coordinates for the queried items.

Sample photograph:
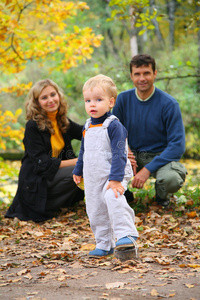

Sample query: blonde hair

[83,74,117,100]
[25,79,69,134]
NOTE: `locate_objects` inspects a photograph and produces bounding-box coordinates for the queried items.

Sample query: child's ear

[109,97,115,108]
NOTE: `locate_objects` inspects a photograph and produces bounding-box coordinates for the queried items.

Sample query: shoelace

[127,235,139,258]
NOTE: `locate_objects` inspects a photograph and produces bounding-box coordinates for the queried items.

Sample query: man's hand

[132,167,150,189]
[106,180,124,198]
[128,147,138,175]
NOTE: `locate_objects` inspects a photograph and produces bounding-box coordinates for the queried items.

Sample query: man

[113,54,187,207]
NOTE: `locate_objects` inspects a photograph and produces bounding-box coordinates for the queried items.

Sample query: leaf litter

[0,201,199,300]
[0,159,200,299]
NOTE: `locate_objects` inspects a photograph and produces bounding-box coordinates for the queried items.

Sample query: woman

[5,79,84,222]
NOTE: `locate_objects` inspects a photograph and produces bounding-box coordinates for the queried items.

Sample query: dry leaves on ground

[0,203,200,299]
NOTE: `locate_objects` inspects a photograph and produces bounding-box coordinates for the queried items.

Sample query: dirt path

[0,203,200,300]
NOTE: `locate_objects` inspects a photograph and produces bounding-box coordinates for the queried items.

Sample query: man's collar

[135,85,155,102]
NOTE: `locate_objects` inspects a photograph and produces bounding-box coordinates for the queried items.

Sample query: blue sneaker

[89,248,114,257]
[116,235,138,251]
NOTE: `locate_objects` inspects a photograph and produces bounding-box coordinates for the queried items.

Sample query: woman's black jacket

[5,118,82,222]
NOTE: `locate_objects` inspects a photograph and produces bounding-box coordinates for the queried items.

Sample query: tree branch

[156,74,200,81]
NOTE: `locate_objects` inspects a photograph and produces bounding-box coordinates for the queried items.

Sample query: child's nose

[90,100,95,106]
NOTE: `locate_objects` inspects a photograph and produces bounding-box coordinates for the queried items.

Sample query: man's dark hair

[130,54,156,73]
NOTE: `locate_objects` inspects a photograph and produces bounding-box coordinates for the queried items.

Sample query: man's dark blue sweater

[112,87,185,174]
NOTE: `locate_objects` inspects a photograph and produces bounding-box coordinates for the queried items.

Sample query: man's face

[130,64,157,96]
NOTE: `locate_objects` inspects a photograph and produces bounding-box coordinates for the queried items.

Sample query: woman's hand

[106,180,124,198]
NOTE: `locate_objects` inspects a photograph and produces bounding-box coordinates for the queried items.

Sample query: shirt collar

[135,85,155,102]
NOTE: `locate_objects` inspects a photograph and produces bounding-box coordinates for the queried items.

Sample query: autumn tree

[108,0,157,56]
[0,0,102,150]
[0,0,102,75]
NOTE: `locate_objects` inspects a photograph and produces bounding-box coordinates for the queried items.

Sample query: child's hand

[73,174,82,185]
[106,180,124,198]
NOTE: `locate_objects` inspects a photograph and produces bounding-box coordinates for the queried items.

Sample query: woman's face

[38,85,60,113]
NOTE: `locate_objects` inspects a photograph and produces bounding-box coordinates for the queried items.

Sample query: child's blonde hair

[83,74,118,100]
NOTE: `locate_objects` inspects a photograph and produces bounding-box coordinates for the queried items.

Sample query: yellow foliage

[0,0,102,75]
[0,105,24,150]
[0,82,32,95]
[4,111,14,118]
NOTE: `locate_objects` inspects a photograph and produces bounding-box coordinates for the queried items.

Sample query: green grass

[0,159,200,216]
[128,160,200,214]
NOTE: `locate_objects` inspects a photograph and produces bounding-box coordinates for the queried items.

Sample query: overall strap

[102,115,118,129]
[85,118,92,131]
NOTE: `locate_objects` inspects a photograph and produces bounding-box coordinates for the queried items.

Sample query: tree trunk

[196,0,200,93]
[129,6,138,56]
[149,0,165,47]
[107,28,119,57]
[166,0,177,51]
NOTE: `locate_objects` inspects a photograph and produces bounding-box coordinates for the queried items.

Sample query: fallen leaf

[70,262,83,269]
[151,288,159,296]
[118,268,132,274]
[80,243,95,251]
[12,278,21,282]
[155,257,170,265]
[106,282,125,289]
[178,264,187,268]
[188,264,200,268]
[185,284,194,288]
[24,273,33,280]
[186,200,194,206]
[60,242,71,251]
[0,283,9,287]
[26,292,39,295]
[33,231,44,237]
[186,211,197,218]
[0,235,9,240]
[17,269,30,276]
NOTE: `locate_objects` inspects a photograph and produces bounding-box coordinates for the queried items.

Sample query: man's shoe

[155,195,170,207]
[89,248,114,257]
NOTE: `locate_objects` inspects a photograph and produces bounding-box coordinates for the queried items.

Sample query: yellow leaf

[151,288,159,296]
[80,244,95,251]
[4,110,14,118]
[185,284,194,288]
[188,264,200,268]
